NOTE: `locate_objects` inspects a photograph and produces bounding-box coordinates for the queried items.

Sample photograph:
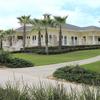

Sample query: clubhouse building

[3,24,100,51]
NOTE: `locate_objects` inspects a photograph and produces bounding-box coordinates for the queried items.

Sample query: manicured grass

[82,61,100,73]
[12,49,100,66]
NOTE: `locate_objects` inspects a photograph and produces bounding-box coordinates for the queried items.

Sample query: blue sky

[0,0,100,29]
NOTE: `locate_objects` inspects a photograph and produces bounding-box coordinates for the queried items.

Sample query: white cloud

[0,0,100,29]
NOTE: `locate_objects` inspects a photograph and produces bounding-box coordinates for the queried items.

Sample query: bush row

[0,51,33,68]
[53,66,100,86]
[14,45,100,54]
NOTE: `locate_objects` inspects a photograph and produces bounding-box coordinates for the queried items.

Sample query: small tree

[5,29,15,46]
[41,16,53,54]
[30,18,42,47]
[0,30,5,49]
[17,15,31,50]
[54,16,68,50]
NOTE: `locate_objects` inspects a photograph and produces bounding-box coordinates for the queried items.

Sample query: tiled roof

[15,24,100,32]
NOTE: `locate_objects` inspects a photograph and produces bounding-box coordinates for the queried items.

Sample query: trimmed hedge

[7,58,33,68]
[0,51,33,68]
[16,45,100,54]
[53,66,100,86]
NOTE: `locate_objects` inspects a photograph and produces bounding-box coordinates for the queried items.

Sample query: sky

[0,0,100,29]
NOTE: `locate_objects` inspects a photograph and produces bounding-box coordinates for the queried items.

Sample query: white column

[67,36,70,45]
[92,35,95,45]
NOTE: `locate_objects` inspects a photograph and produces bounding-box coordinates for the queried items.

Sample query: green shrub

[0,51,11,64]
[53,66,100,85]
[37,45,100,55]
[0,51,34,68]
[12,45,100,55]
[7,58,33,68]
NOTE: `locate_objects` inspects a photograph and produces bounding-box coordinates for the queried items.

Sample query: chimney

[43,13,51,20]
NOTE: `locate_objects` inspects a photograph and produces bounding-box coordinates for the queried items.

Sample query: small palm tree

[5,29,15,46]
[17,15,31,50]
[54,16,68,50]
[30,18,42,47]
[0,30,5,49]
[41,17,53,54]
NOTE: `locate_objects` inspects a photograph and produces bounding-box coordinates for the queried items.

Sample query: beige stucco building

[3,24,100,51]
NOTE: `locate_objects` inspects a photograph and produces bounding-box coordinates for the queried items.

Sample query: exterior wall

[2,28,100,51]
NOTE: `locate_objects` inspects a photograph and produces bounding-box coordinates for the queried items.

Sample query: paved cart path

[0,55,99,90]
[4,55,100,78]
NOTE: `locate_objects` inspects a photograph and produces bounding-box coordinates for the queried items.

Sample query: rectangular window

[33,36,34,40]
[98,38,100,41]
[41,35,43,38]
[64,36,67,45]
[35,36,36,40]
[49,35,52,41]
[33,36,36,41]
[17,36,23,39]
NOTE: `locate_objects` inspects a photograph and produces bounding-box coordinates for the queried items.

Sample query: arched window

[71,36,74,45]
[75,37,77,45]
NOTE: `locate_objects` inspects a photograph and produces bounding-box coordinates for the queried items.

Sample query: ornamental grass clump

[0,81,100,100]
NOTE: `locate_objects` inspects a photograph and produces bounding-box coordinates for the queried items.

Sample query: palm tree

[5,29,15,46]
[41,14,53,54]
[0,30,5,49]
[17,15,31,50]
[54,16,68,50]
[30,18,42,47]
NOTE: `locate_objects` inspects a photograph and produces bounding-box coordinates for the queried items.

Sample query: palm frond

[53,16,68,25]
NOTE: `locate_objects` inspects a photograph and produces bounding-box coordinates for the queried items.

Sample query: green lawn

[82,61,100,73]
[13,49,100,66]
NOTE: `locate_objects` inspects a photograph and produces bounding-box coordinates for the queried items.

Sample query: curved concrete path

[0,69,84,92]
[0,55,99,91]
[4,55,100,78]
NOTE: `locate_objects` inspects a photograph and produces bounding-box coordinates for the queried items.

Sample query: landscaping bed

[0,81,100,100]
[0,51,33,68]
[16,45,100,54]
[53,66,100,86]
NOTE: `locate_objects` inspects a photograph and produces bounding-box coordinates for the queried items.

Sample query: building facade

[3,24,100,51]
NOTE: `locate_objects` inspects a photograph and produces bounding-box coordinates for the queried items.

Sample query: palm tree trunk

[23,24,26,50]
[9,36,12,46]
[59,25,62,50]
[38,30,41,48]
[45,27,48,54]
[0,38,3,49]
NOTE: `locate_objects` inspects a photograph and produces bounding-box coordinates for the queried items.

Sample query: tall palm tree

[54,16,68,50]
[5,29,15,46]
[17,15,31,50]
[41,15,53,54]
[0,30,5,49]
[30,18,42,47]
